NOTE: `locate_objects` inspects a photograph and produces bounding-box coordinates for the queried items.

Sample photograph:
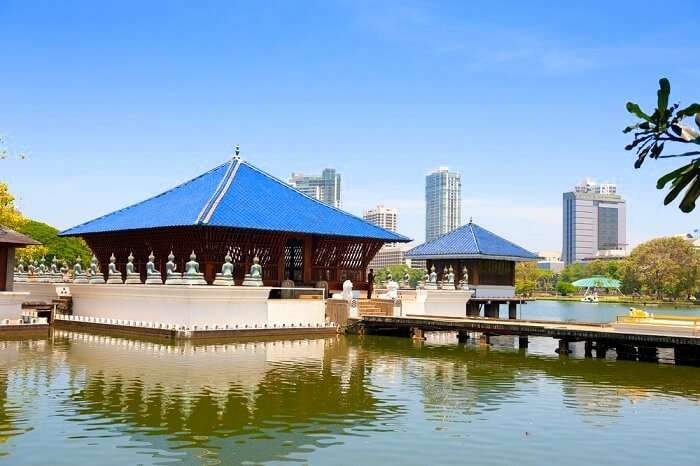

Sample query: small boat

[581,292,598,303]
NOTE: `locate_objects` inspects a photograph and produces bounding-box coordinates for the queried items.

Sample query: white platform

[0,292,30,322]
[17,283,326,330]
[398,289,474,318]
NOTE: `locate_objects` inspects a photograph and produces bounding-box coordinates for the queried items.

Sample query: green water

[2,301,700,465]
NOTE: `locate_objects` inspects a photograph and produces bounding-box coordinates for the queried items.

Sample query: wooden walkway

[353,315,700,363]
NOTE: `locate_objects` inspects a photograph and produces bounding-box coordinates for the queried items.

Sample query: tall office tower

[425,167,461,242]
[562,179,627,264]
[363,205,398,232]
[288,168,342,208]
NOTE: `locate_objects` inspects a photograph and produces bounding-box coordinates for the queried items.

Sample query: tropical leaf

[679,175,700,212]
[678,103,700,118]
[657,78,670,115]
[663,170,694,205]
[626,102,651,121]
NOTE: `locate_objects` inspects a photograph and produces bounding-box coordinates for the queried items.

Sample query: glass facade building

[425,167,461,242]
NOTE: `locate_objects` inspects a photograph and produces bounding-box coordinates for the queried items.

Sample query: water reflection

[1,331,700,465]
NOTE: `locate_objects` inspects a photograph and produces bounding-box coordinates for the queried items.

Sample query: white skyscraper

[425,167,461,242]
[363,205,397,232]
[562,179,627,264]
[288,168,342,208]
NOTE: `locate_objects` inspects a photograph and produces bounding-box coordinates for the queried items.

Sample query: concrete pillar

[596,343,608,359]
[411,327,425,340]
[466,302,480,317]
[518,335,528,348]
[456,331,470,343]
[508,302,517,320]
[484,303,499,319]
[638,346,659,362]
[584,340,593,358]
[479,333,490,346]
[556,339,571,355]
[615,344,638,361]
[674,345,700,365]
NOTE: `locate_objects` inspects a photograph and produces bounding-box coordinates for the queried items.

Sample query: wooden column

[484,303,499,318]
[304,236,313,284]
[508,301,517,319]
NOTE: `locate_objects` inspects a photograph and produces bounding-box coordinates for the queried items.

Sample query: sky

[1,0,699,253]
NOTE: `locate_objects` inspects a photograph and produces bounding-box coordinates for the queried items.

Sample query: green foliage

[556,281,576,296]
[16,219,92,265]
[624,78,700,212]
[626,236,700,299]
[373,264,424,287]
[515,262,553,295]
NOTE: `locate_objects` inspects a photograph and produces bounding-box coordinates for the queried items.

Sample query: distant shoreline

[531,295,699,308]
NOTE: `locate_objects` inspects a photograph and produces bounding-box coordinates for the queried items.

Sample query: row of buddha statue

[422,265,469,290]
[378,265,469,291]
[14,250,265,287]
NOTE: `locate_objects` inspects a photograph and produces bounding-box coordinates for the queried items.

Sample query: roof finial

[234,144,240,159]
[469,216,473,224]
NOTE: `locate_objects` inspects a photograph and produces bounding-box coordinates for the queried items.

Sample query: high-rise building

[425,167,461,242]
[288,168,342,208]
[562,179,627,264]
[363,205,397,232]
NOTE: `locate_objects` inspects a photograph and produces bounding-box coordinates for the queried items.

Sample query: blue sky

[1,0,699,252]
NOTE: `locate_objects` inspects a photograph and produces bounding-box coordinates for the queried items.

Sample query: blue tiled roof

[60,158,410,242]
[405,222,536,260]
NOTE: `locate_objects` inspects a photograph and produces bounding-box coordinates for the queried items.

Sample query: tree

[624,78,700,212]
[515,262,552,295]
[556,281,576,296]
[374,264,424,287]
[16,219,92,265]
[0,182,25,230]
[627,237,700,299]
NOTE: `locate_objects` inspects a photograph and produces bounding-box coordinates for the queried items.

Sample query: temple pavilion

[406,220,536,301]
[60,153,409,289]
[0,226,40,291]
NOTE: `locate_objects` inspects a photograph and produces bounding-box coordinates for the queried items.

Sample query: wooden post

[596,342,608,359]
[508,301,517,320]
[518,335,528,348]
[638,346,658,362]
[479,333,490,346]
[556,339,570,355]
[484,303,499,318]
[411,327,425,340]
[584,340,593,358]
[466,301,480,317]
[457,331,470,343]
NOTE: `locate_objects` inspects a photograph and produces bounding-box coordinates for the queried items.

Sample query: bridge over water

[352,315,700,365]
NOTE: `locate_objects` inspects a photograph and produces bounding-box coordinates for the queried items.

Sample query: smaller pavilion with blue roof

[60,150,410,288]
[406,220,536,315]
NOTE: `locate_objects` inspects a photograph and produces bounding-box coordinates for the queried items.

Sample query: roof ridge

[60,162,229,235]
[239,161,411,242]
[200,159,241,224]
[195,159,236,224]
[472,223,534,255]
[469,222,480,254]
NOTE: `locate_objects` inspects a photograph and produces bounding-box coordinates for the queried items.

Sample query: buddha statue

[27,260,36,279]
[145,252,163,285]
[425,265,438,290]
[164,251,182,285]
[124,252,142,284]
[106,253,124,284]
[37,258,50,283]
[14,259,28,282]
[459,266,470,290]
[402,271,410,289]
[88,255,105,284]
[183,250,207,285]
[213,249,235,286]
[446,266,456,289]
[73,256,88,284]
[242,256,263,286]
[49,257,63,283]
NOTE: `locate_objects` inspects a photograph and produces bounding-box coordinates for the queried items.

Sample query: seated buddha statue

[183,250,207,285]
[213,250,236,286]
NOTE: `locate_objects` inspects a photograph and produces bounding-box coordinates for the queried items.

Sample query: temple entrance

[284,239,304,283]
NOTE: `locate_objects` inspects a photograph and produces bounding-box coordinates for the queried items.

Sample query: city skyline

[1,1,698,252]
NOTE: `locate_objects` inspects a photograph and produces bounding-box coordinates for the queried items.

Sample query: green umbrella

[571,276,621,289]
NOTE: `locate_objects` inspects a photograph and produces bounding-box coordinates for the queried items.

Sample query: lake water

[1,300,700,465]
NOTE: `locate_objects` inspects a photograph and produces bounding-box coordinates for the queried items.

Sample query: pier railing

[616,314,700,336]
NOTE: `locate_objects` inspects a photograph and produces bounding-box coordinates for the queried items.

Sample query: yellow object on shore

[629,308,651,318]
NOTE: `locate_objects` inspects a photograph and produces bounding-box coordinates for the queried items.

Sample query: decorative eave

[0,225,40,247]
